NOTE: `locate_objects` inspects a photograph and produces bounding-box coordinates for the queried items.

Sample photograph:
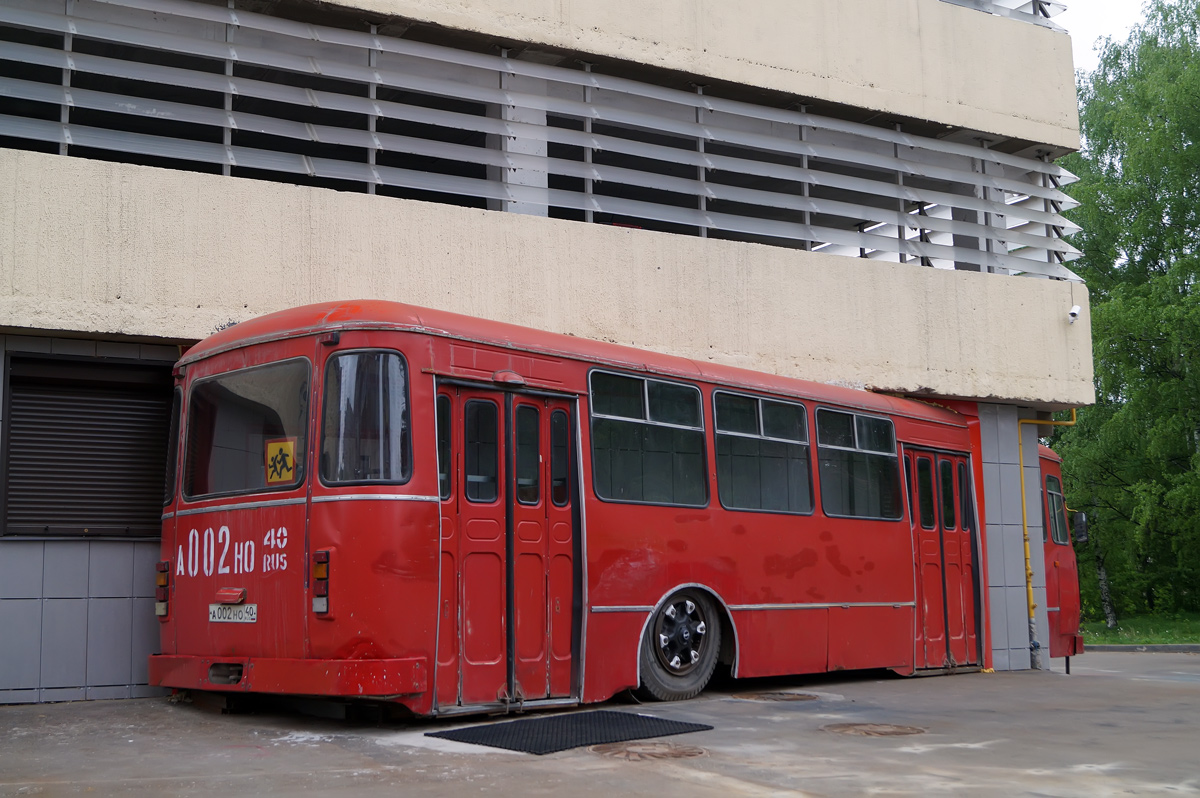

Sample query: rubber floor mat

[425,710,713,755]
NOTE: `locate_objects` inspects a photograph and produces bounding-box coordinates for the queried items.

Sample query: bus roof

[1039,444,1063,464]
[181,300,965,428]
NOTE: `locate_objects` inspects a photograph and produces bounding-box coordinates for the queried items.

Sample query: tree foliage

[1055,0,1200,619]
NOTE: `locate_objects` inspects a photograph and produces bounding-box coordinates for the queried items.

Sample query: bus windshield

[184,359,311,499]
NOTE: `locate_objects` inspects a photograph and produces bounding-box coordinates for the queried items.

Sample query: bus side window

[464,400,499,503]
[589,371,707,507]
[550,409,570,507]
[321,350,411,484]
[437,395,451,501]
[815,409,903,520]
[714,392,812,514]
[1046,475,1069,544]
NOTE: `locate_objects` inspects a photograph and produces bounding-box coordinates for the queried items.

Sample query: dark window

[163,387,182,505]
[437,395,451,501]
[551,409,570,507]
[917,458,936,529]
[905,457,914,521]
[590,372,644,419]
[589,372,706,506]
[184,359,310,499]
[715,392,812,514]
[648,381,702,427]
[515,404,540,505]
[1046,474,1069,545]
[465,400,499,503]
[940,459,957,530]
[816,409,902,520]
[959,463,975,533]
[320,351,411,485]
[857,416,895,453]
[762,401,806,442]
[715,393,757,435]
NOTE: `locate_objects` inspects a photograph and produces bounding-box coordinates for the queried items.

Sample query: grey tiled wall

[978,403,1050,670]
[0,539,166,702]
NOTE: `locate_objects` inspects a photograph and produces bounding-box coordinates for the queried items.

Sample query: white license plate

[208,603,258,623]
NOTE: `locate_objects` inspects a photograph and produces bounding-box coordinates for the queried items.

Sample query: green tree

[1055,0,1200,622]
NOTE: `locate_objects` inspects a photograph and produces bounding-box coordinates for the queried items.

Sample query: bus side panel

[305,500,440,695]
[732,609,828,678]
[580,611,643,703]
[828,606,914,671]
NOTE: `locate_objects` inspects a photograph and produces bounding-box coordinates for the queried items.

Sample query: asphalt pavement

[1,651,1197,797]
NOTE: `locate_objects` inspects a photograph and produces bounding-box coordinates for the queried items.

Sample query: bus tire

[637,589,721,701]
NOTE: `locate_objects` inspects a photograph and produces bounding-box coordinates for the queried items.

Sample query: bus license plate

[208,603,258,623]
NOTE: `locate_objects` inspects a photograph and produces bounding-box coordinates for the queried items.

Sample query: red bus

[149,300,1070,715]
[1039,446,1084,659]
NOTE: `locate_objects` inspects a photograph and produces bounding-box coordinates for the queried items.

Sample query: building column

[978,403,1050,670]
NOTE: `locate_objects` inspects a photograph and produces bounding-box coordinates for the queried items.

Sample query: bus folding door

[905,449,980,669]
[436,385,576,709]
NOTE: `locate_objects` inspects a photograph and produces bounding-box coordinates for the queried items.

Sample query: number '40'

[263,527,289,549]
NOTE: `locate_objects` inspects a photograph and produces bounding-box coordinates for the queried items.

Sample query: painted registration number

[208,603,258,623]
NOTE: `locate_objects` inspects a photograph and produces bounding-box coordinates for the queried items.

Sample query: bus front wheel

[637,589,721,701]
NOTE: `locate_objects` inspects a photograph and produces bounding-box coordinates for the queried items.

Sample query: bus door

[1042,466,1081,657]
[436,385,576,708]
[904,448,980,669]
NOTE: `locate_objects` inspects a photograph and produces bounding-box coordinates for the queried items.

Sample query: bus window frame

[317,347,414,489]
[814,405,904,522]
[181,356,312,503]
[711,388,815,517]
[586,367,710,509]
[163,385,182,506]
[1045,474,1070,545]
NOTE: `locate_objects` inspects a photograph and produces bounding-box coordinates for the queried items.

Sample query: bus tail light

[312,551,330,614]
[155,561,170,618]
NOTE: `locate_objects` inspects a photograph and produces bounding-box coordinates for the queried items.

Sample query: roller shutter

[3,356,173,537]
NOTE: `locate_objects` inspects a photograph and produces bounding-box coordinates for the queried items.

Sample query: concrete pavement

[1,652,1197,797]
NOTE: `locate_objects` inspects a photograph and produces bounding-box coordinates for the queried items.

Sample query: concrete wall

[330,0,1079,150]
[0,149,1094,408]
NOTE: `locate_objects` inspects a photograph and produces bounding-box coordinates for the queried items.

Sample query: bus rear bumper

[149,654,428,697]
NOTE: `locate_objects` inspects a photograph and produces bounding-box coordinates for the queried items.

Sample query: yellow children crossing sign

[265,438,296,484]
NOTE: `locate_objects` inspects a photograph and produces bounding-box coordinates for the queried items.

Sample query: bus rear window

[184,359,310,499]
[321,350,412,485]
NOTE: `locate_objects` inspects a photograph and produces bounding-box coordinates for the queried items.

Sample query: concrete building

[0,0,1091,702]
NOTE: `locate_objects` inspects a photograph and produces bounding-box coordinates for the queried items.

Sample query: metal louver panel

[0,0,1082,280]
[5,374,172,537]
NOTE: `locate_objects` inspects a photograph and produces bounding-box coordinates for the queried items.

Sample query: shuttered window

[3,356,173,537]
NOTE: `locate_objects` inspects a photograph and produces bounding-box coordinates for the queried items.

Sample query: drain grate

[591,741,707,760]
[822,723,925,737]
[735,691,819,702]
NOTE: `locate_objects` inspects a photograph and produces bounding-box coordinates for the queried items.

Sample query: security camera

[1068,305,1081,324]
